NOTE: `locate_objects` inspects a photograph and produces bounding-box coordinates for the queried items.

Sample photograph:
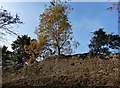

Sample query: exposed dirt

[2,53,120,88]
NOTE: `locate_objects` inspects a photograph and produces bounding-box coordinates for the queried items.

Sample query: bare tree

[0,7,22,41]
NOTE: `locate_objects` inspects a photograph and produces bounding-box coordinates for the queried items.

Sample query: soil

[1,53,120,88]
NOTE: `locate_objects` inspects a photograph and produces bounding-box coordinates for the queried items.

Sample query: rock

[2,53,120,87]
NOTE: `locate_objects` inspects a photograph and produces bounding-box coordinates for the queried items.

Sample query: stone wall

[2,53,120,87]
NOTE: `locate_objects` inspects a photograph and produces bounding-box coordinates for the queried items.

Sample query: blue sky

[0,2,118,54]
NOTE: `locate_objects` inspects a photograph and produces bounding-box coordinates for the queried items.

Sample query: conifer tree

[11,35,31,65]
[89,28,120,55]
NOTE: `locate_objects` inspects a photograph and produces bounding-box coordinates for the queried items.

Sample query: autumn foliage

[35,2,79,56]
[2,1,120,67]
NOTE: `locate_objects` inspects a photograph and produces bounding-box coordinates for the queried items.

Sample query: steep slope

[2,53,120,87]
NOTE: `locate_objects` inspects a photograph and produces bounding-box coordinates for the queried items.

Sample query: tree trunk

[58,47,61,55]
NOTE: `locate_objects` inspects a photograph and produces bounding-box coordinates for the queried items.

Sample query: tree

[108,34,120,50]
[24,39,42,64]
[35,2,79,56]
[106,0,120,52]
[0,7,22,41]
[2,46,13,67]
[11,35,31,65]
[0,46,2,66]
[89,28,120,55]
[50,0,71,4]
[89,28,110,55]
[107,1,120,23]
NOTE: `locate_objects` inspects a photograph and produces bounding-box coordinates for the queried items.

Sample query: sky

[0,1,119,54]
[0,0,119,2]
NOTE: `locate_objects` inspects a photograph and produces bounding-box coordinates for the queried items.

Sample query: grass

[3,64,33,69]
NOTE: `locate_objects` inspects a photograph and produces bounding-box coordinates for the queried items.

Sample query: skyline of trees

[0,1,120,67]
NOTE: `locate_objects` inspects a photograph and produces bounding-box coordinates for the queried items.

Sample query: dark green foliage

[89,28,120,55]
[11,35,31,65]
[2,46,13,67]
[89,28,110,55]
[0,47,2,66]
[108,34,120,50]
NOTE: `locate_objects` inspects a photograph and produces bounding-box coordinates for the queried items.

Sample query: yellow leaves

[34,3,78,55]
[39,25,44,28]
[39,29,46,33]
[38,35,47,45]
[24,39,43,64]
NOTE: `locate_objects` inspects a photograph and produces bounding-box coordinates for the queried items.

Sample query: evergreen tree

[11,35,31,65]
[89,28,120,55]
[2,46,13,67]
